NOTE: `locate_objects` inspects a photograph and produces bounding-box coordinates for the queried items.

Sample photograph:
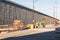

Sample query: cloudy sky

[10,0,60,19]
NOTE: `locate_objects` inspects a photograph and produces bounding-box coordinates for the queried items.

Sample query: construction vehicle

[35,22,44,28]
[26,24,34,29]
[26,22,44,29]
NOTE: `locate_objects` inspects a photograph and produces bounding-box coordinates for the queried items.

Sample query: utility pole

[33,0,34,10]
[33,0,39,10]
[53,0,58,26]
[32,0,39,23]
[32,0,34,23]
[54,0,58,18]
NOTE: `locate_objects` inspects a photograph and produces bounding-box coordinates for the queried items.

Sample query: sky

[10,0,60,19]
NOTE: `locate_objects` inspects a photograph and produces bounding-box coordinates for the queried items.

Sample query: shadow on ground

[1,31,60,40]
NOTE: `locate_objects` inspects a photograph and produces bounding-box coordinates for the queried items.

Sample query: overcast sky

[10,0,60,19]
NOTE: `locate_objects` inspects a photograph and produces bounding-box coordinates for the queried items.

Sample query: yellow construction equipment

[26,24,34,29]
[26,22,44,29]
[35,22,44,28]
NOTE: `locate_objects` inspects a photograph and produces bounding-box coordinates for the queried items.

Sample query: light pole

[54,0,58,18]
[53,0,58,25]
[32,0,39,23]
[33,0,39,10]
[33,0,34,10]
[32,0,34,23]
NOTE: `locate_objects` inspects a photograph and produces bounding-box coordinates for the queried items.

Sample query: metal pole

[33,0,39,23]
[33,0,34,10]
[54,0,57,18]
[33,0,35,23]
[55,0,57,18]
[33,0,39,10]
[53,0,58,25]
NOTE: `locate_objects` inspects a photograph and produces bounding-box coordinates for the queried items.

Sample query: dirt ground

[0,28,59,40]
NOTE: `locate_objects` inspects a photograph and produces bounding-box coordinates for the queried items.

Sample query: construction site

[0,0,60,40]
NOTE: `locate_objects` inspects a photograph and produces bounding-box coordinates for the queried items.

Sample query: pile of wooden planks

[13,20,23,30]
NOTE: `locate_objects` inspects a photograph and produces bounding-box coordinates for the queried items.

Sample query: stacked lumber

[13,20,23,30]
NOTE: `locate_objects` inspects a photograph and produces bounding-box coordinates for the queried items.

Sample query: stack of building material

[13,20,23,30]
[0,25,8,28]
